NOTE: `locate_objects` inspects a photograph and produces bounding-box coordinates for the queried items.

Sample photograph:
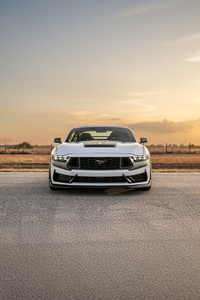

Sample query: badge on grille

[95,159,107,166]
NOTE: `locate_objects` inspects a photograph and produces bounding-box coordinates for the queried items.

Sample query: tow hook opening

[68,174,78,183]
[123,174,132,183]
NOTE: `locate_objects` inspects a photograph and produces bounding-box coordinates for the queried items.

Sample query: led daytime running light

[132,154,149,162]
[52,155,68,162]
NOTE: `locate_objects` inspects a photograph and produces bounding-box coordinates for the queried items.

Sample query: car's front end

[49,126,151,190]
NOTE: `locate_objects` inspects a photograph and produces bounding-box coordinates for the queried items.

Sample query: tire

[138,185,151,191]
[137,178,152,191]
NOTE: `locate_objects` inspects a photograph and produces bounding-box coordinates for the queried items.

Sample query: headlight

[52,155,68,162]
[131,154,149,162]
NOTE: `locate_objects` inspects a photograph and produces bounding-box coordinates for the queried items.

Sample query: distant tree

[14,142,33,149]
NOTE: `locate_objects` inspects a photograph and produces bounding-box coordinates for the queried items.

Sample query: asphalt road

[0,172,200,300]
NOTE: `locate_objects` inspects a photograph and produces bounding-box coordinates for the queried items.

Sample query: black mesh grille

[80,157,120,170]
[68,157,133,170]
[74,176,127,183]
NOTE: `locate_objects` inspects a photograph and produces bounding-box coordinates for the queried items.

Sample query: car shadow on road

[0,177,152,245]
[48,185,151,197]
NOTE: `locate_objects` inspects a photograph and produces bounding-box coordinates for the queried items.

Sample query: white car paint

[49,125,152,190]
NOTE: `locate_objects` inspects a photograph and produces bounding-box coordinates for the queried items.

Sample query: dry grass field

[151,154,200,171]
[0,146,52,155]
[151,153,200,164]
[0,154,50,164]
[0,145,200,171]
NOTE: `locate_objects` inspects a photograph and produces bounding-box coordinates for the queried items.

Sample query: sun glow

[1,1,200,145]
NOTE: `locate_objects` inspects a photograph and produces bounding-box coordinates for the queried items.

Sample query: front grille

[68,157,133,170]
[80,157,120,170]
[74,176,127,183]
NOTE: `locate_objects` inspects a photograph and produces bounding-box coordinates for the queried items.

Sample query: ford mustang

[49,125,152,190]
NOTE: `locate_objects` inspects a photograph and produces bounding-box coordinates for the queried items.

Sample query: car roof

[71,125,130,130]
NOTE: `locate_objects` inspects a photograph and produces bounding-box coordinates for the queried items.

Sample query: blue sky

[1,0,200,144]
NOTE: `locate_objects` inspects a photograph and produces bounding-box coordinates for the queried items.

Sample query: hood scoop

[83,141,117,147]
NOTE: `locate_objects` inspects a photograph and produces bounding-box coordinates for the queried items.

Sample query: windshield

[65,127,136,143]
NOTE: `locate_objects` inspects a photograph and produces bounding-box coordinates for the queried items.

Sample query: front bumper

[49,163,151,189]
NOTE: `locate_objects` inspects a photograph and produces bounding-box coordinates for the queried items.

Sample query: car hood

[53,141,148,157]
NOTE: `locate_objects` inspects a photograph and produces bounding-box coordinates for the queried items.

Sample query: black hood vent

[83,141,117,147]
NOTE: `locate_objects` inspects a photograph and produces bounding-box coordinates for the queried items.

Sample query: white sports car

[49,125,152,190]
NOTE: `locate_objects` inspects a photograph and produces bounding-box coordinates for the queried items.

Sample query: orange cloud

[128,119,200,134]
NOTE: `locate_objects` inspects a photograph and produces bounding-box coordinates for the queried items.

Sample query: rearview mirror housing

[140,138,147,144]
[54,138,62,144]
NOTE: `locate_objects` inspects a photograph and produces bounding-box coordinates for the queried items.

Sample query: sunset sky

[1,0,200,145]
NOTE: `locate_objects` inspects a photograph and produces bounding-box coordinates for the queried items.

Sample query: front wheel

[137,178,152,190]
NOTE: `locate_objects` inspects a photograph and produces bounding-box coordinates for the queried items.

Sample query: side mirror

[54,138,62,144]
[140,138,147,144]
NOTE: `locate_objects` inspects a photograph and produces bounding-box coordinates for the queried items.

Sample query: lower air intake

[74,176,127,183]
